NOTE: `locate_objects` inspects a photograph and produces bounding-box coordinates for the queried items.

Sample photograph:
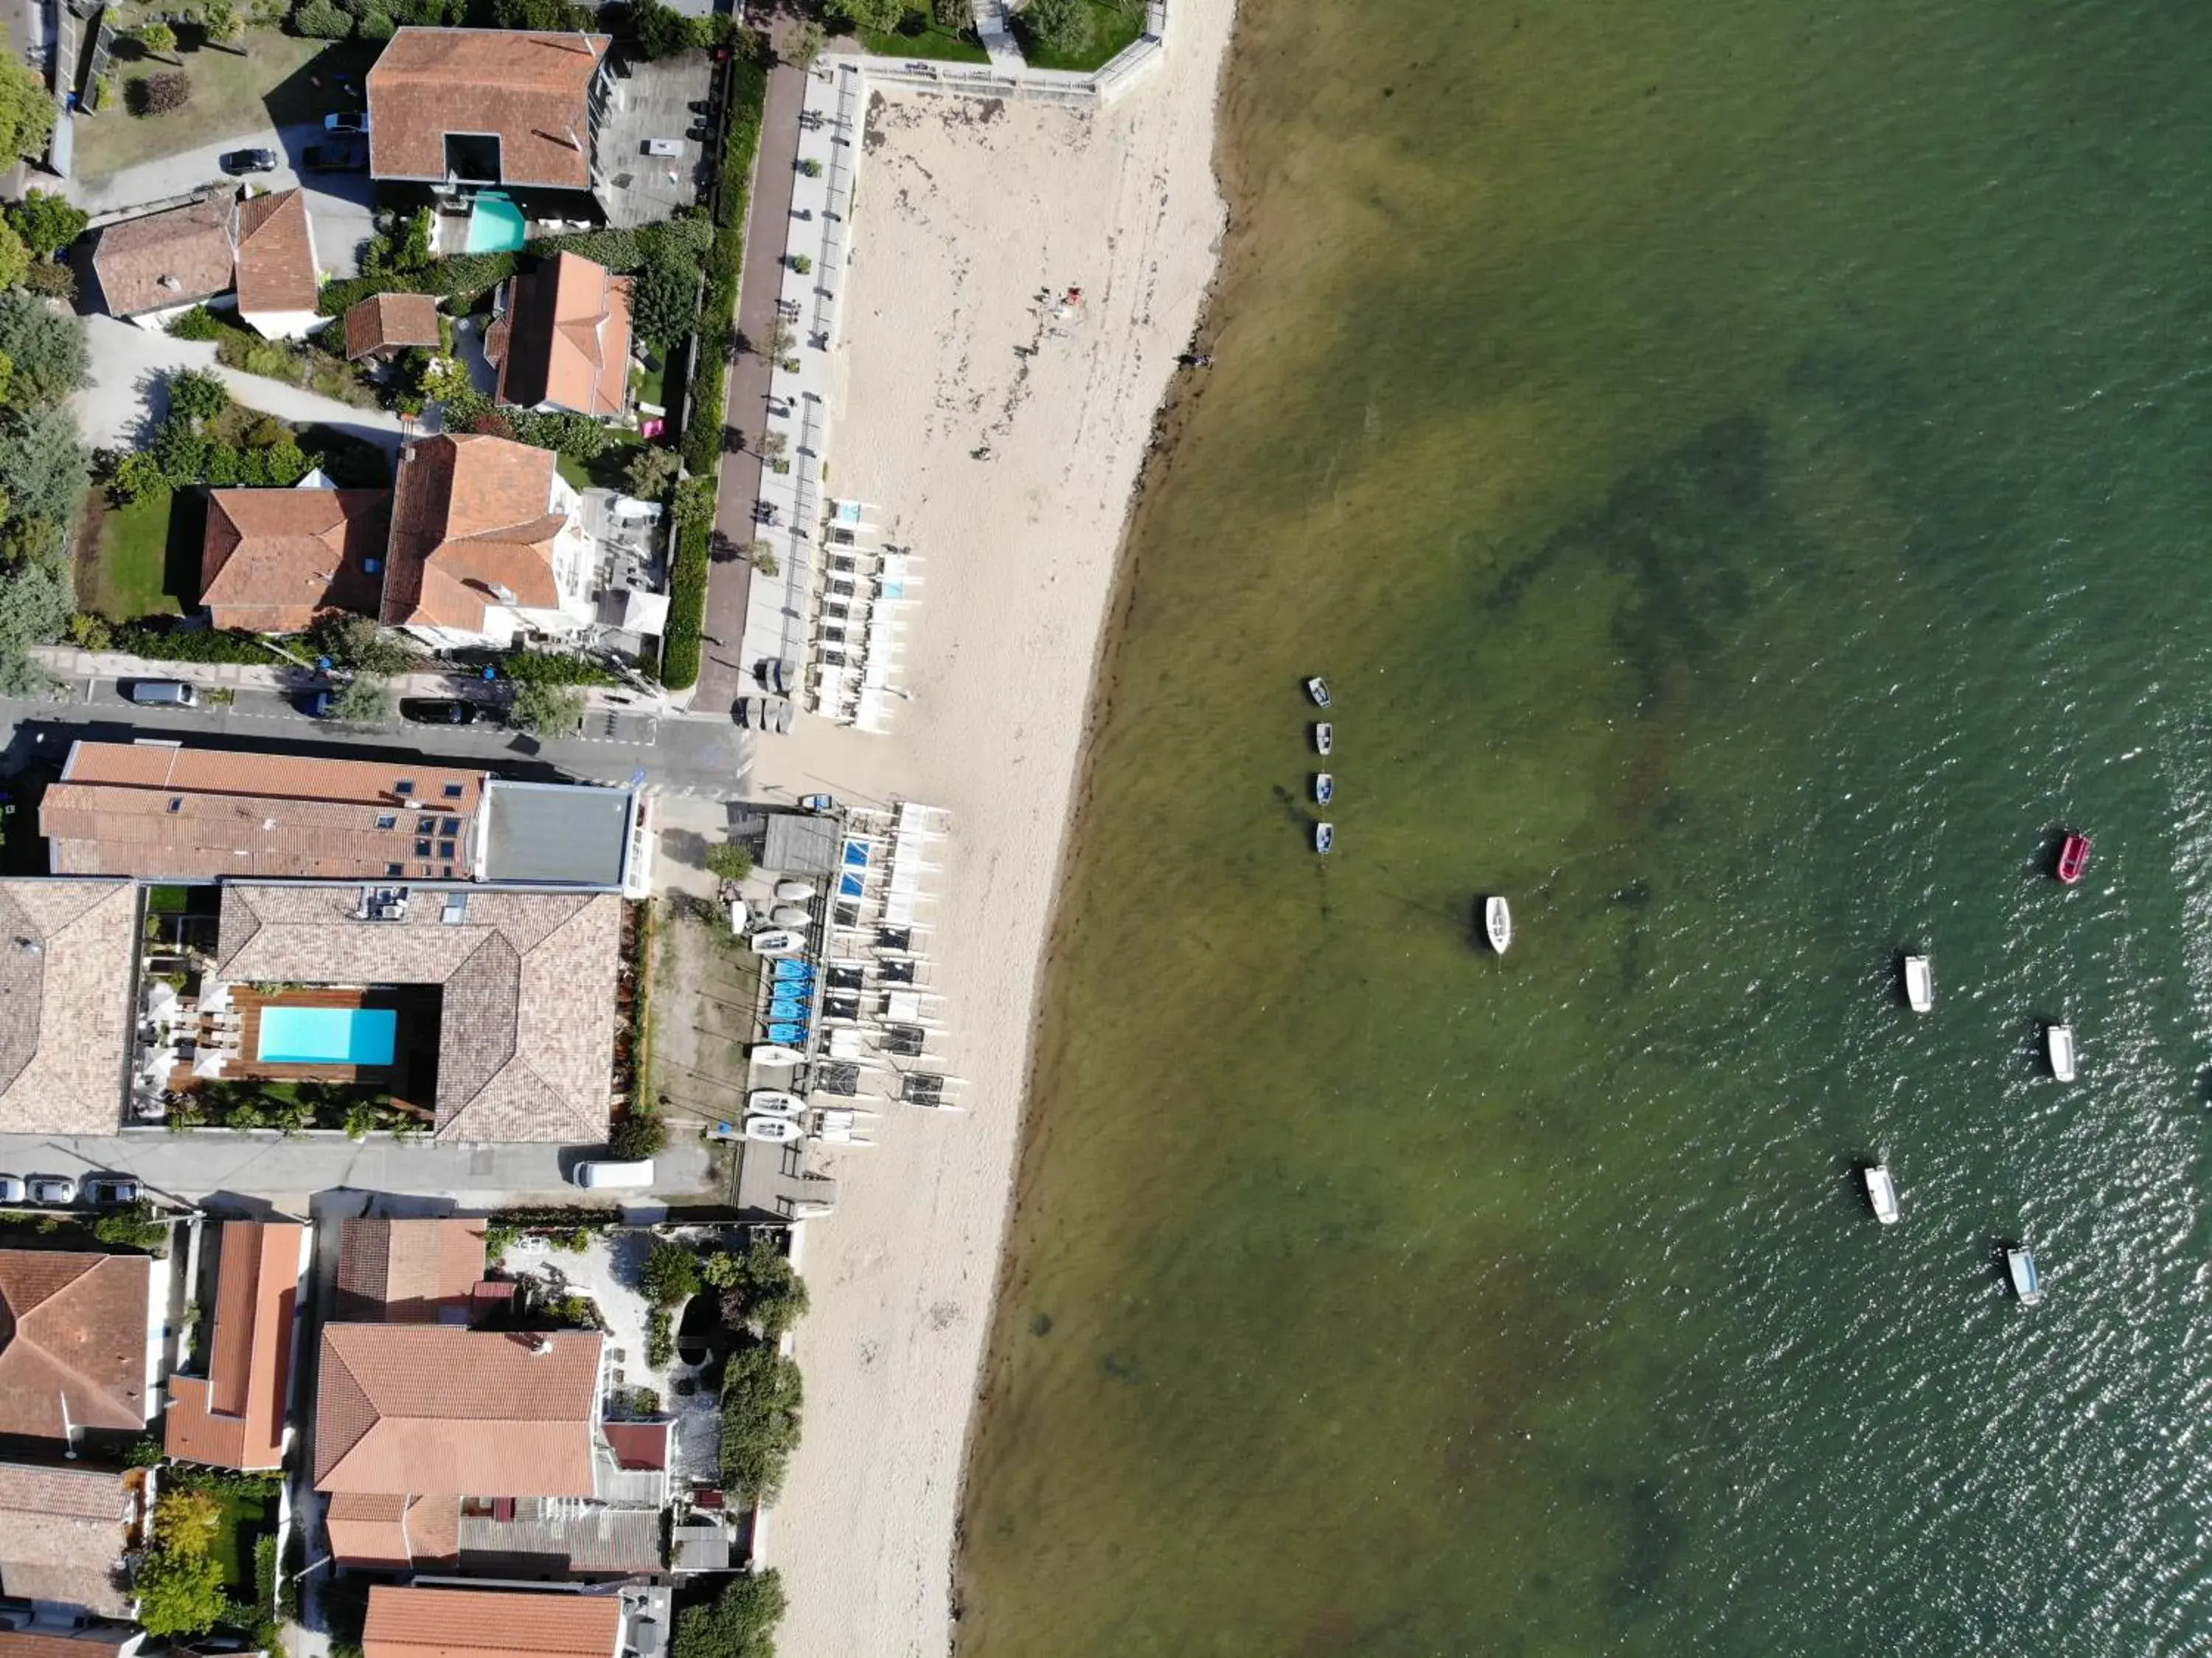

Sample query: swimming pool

[257,1007,397,1067]
[465,192,529,254]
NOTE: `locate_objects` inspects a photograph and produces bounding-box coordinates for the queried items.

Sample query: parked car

[125,680,196,707]
[220,148,278,176]
[324,111,368,136]
[82,1175,142,1207]
[572,1160,653,1190]
[27,1176,77,1206]
[0,1176,25,1204]
[400,698,480,726]
[297,688,335,719]
[303,142,363,172]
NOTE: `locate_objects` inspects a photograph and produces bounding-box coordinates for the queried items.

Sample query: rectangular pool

[466,191,529,254]
[257,1007,397,1067]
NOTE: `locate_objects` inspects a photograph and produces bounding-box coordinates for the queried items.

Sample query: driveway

[73,312,402,451]
[69,121,377,281]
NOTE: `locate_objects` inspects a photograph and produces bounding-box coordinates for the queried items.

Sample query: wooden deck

[170,985,441,1106]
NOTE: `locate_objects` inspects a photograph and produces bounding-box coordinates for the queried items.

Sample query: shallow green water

[956,1,2212,1651]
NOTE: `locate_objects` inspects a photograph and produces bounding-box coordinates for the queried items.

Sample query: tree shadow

[161,486,206,612]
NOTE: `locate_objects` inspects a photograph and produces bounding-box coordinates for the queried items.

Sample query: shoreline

[746,3,1240,1648]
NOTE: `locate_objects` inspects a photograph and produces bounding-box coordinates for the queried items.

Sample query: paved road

[2,681,751,797]
[70,120,377,282]
[74,312,403,452]
[0,1130,716,1207]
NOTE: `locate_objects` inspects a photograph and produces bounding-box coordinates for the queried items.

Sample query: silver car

[27,1175,76,1206]
[0,1175,25,1204]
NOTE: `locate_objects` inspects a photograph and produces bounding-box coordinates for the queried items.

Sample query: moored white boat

[771,904,812,927]
[744,1114,804,1144]
[751,1044,805,1066]
[2007,1245,2044,1306]
[773,880,815,901]
[728,898,749,936]
[1484,895,1512,954]
[1305,676,1331,707]
[1314,771,1334,805]
[750,929,804,957]
[748,1089,804,1117]
[1315,822,1333,855]
[2046,1021,2076,1082]
[1903,954,1933,1013]
[1863,1163,1899,1226]
[1313,722,1333,755]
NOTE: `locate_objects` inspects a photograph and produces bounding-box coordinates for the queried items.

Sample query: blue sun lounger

[768,1021,807,1045]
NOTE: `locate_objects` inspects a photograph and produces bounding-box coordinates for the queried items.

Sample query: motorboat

[2006,1245,2045,1307]
[728,899,749,936]
[751,1044,804,1066]
[748,1089,804,1117]
[1484,895,1512,954]
[744,1114,804,1144]
[1305,676,1331,708]
[2056,832,2091,885]
[775,880,815,902]
[1315,822,1334,855]
[771,905,813,927]
[1902,954,1933,1013]
[1314,772,1334,805]
[1863,1163,1900,1226]
[1313,722,1333,756]
[2046,1022,2076,1082]
[750,929,804,957]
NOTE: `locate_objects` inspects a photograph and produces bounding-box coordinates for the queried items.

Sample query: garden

[128,1466,288,1645]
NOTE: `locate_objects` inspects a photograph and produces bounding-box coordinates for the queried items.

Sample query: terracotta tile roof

[364,1585,622,1658]
[0,1253,151,1440]
[602,1420,667,1471]
[164,1222,302,1471]
[234,189,319,319]
[490,254,631,417]
[42,744,484,883]
[0,1630,139,1658]
[91,194,235,317]
[344,293,442,361]
[0,881,138,1135]
[325,1490,458,1569]
[195,485,391,633]
[0,1463,135,1618]
[313,1324,600,1496]
[366,29,608,190]
[215,885,619,1142]
[333,1219,486,1323]
[381,434,568,637]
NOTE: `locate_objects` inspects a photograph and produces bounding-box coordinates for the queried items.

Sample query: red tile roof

[490,254,631,418]
[0,1631,139,1658]
[380,434,567,637]
[367,29,608,190]
[197,485,391,633]
[344,293,442,361]
[0,1253,149,1439]
[91,195,235,317]
[364,1585,621,1658]
[164,1222,302,1471]
[333,1219,486,1323]
[234,189,318,318]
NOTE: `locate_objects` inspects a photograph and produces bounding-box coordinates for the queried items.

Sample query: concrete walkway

[74,313,403,452]
[700,32,809,718]
[972,0,1026,71]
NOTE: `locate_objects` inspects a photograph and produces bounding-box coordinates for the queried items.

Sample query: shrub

[134,21,178,59]
[611,1101,667,1162]
[622,443,681,501]
[105,450,165,504]
[166,306,226,342]
[932,0,964,24]
[661,514,709,690]
[704,841,752,884]
[310,611,419,675]
[641,1240,699,1308]
[798,156,821,179]
[134,1548,226,1637]
[645,1306,673,1368]
[509,679,584,735]
[292,0,352,36]
[94,1201,170,1252]
[526,226,645,271]
[1018,0,1091,52]
[7,190,87,259]
[787,252,812,276]
[331,673,392,724]
[633,260,698,351]
[707,1236,809,1339]
[355,4,394,37]
[719,1345,802,1503]
[153,1488,222,1557]
[19,260,74,300]
[167,367,229,425]
[672,1569,785,1658]
[492,0,591,26]
[111,622,283,665]
[128,72,191,114]
[500,648,613,686]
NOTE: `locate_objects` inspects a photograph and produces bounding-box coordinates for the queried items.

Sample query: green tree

[0,292,88,406]
[133,1549,227,1638]
[632,260,697,350]
[153,1488,223,1557]
[490,0,591,27]
[355,5,395,38]
[706,1236,809,1339]
[0,222,30,296]
[826,0,911,31]
[308,611,419,675]
[509,679,584,734]
[672,1570,786,1658]
[330,673,392,723]
[0,563,69,694]
[640,1241,700,1308]
[0,58,54,162]
[135,21,178,60]
[292,0,352,37]
[622,443,681,501]
[166,367,229,426]
[0,406,88,526]
[610,1100,668,1162]
[719,1345,803,1504]
[204,1,246,48]
[1019,0,1091,52]
[703,841,753,883]
[630,0,692,58]
[7,192,88,260]
[93,1200,170,1251]
[105,451,164,504]
[789,19,826,67]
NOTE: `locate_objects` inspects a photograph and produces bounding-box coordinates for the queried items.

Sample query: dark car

[82,1175,142,1207]
[299,689,335,719]
[400,698,481,726]
[220,148,278,176]
[302,142,362,172]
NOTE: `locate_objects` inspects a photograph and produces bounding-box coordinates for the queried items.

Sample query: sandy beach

[747,10,1237,1652]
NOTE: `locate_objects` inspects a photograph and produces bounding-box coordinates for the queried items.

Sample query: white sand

[748,14,1238,1653]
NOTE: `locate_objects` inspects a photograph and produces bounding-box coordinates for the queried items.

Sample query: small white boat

[1314,772,1334,805]
[1314,822,1333,855]
[1863,1163,1899,1226]
[1902,954,1933,1013]
[2007,1245,2044,1306]
[773,880,815,901]
[1305,676,1331,708]
[728,898,750,936]
[1484,895,1512,954]
[750,929,804,957]
[751,1044,805,1066]
[771,904,812,927]
[748,1089,804,1117]
[2046,1022,2076,1082]
[743,1114,804,1144]
[1313,722,1332,756]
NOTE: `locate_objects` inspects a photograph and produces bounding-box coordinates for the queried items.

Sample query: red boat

[2056,833,2091,885]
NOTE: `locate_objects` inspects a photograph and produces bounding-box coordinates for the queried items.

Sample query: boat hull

[1314,772,1334,805]
[2056,832,2091,884]
[745,1115,804,1143]
[1315,822,1333,855]
[751,1044,804,1066]
[1312,722,1332,755]
[1864,1165,1900,1225]
[1305,676,1331,707]
[2046,1023,2076,1081]
[748,1089,804,1117]
[1484,896,1512,954]
[750,929,804,957]
[1903,954,1933,1013]
[2007,1246,2044,1306]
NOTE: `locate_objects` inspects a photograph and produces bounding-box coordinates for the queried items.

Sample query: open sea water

[954,0,2212,1651]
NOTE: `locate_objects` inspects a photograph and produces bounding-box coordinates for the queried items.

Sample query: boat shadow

[1888,948,1924,1010]
[1833,1156,1889,1223]
[2029,824,2070,884]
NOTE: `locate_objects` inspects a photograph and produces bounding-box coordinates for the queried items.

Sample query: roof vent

[158,274,181,291]
[529,1334,554,1356]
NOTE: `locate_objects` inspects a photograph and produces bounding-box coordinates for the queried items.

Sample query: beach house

[486,252,633,420]
[88,190,321,339]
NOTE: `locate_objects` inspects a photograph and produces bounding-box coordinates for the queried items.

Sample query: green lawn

[205,1487,274,1589]
[85,488,181,622]
[861,17,992,62]
[1013,0,1148,70]
[74,32,366,183]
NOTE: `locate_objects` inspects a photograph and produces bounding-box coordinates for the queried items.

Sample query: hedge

[499,648,615,687]
[317,252,517,318]
[111,624,284,665]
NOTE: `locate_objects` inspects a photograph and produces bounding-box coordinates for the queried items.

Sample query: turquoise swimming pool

[257,1007,397,1067]
[466,192,528,254]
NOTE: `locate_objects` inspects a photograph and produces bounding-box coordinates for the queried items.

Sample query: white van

[572,1159,654,1190]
